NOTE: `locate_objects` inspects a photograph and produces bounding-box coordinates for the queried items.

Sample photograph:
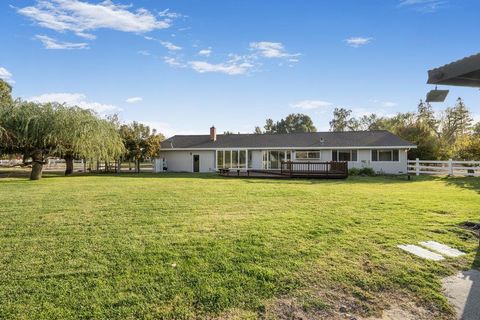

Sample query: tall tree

[0,79,12,108]
[0,80,13,149]
[441,97,473,144]
[473,122,480,137]
[262,113,316,133]
[119,122,164,172]
[329,108,358,132]
[254,126,263,134]
[417,100,438,134]
[52,106,125,175]
[358,114,381,131]
[1,101,57,179]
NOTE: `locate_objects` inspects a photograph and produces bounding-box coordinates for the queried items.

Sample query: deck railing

[280,161,348,177]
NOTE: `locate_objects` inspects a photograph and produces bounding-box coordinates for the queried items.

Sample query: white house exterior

[156,127,416,175]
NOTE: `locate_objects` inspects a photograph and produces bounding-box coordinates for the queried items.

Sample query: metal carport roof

[427,53,480,88]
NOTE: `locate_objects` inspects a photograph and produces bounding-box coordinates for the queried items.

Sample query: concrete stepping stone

[397,244,445,261]
[419,241,466,258]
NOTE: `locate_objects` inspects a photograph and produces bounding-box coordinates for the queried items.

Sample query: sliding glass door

[262,150,292,169]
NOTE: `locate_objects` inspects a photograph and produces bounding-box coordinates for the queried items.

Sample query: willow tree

[1,100,125,179]
[1,101,57,179]
[0,80,13,150]
[52,106,125,175]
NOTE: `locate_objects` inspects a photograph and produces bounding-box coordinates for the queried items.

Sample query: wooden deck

[218,161,348,179]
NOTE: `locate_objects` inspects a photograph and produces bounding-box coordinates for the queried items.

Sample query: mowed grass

[0,174,478,319]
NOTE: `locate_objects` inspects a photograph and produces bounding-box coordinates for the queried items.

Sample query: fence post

[415,158,419,176]
[448,159,453,176]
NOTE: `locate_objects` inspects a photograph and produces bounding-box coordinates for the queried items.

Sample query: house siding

[158,150,215,173]
[158,148,409,175]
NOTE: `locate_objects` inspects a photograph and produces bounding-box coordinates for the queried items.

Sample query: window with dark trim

[295,151,320,160]
[332,150,357,161]
[371,149,399,161]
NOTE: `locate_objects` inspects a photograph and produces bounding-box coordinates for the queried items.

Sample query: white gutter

[160,146,417,151]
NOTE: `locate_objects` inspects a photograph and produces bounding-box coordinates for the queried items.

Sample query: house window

[371,149,399,162]
[216,150,248,169]
[239,150,246,168]
[261,150,293,169]
[248,150,253,168]
[332,150,357,162]
[224,150,231,168]
[295,151,321,160]
[232,150,239,168]
[217,150,224,168]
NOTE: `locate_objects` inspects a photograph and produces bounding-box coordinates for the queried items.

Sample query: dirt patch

[215,288,451,320]
[361,303,450,320]
[460,221,480,238]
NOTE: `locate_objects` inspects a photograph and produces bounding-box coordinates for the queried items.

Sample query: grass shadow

[442,176,480,194]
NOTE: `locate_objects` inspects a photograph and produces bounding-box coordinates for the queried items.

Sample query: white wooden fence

[408,159,480,177]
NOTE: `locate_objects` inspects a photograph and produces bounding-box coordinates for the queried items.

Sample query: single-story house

[156,127,416,174]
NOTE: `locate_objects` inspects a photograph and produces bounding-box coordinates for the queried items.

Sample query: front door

[193,155,200,172]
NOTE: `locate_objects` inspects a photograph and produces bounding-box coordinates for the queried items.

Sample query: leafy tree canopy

[260,113,316,134]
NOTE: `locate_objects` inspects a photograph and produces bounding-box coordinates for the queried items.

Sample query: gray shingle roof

[427,53,480,88]
[161,130,416,149]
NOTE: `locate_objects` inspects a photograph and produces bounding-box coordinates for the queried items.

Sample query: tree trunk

[64,154,74,176]
[30,151,44,180]
[136,159,141,173]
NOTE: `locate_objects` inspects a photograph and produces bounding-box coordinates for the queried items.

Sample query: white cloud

[159,42,299,75]
[163,56,185,67]
[250,41,300,59]
[160,41,182,51]
[35,35,88,50]
[382,101,397,107]
[28,93,119,113]
[76,32,96,40]
[188,55,254,75]
[17,0,174,38]
[398,0,446,12]
[345,37,373,48]
[0,67,14,84]
[198,49,212,57]
[291,100,333,110]
[158,9,184,19]
[137,50,151,56]
[132,120,205,137]
[125,97,142,103]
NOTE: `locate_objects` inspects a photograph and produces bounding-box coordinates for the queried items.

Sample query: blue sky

[1,0,479,136]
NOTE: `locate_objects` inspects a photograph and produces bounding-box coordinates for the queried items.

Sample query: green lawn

[0,174,478,319]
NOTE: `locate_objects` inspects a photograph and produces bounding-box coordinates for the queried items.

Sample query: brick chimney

[210,126,217,141]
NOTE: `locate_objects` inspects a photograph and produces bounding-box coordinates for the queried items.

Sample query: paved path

[442,270,480,320]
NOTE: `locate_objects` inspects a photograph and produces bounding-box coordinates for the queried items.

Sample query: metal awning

[427,53,480,88]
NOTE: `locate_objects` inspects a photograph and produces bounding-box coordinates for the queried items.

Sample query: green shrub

[359,167,376,176]
[349,168,361,176]
[349,167,375,176]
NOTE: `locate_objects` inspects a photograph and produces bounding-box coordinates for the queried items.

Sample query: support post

[448,159,453,176]
[415,158,420,176]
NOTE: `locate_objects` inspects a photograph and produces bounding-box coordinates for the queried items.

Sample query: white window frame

[262,150,292,170]
[294,150,321,161]
[216,149,248,169]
